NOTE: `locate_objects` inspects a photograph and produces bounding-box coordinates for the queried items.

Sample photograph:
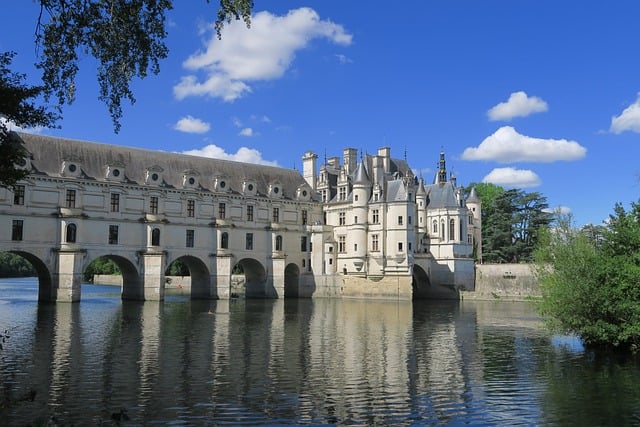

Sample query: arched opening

[84,255,142,300]
[165,256,210,299]
[151,228,160,246]
[0,251,52,302]
[284,263,300,298]
[220,232,229,249]
[412,264,431,300]
[233,258,268,298]
[65,223,77,243]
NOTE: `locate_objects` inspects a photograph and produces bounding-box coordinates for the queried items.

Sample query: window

[398,242,403,252]
[372,210,379,224]
[218,203,226,219]
[220,232,229,249]
[433,220,438,234]
[408,242,412,251]
[374,193,379,201]
[247,205,254,221]
[108,225,119,244]
[449,219,455,241]
[65,189,76,208]
[246,233,254,250]
[468,215,473,225]
[12,220,23,241]
[66,223,77,243]
[186,229,195,248]
[150,196,158,214]
[354,216,358,224]
[354,243,358,251]
[354,194,359,202]
[110,193,120,212]
[339,212,346,226]
[275,235,283,251]
[460,221,464,243]
[151,228,161,246]
[187,199,195,217]
[301,209,308,225]
[322,190,327,202]
[398,216,403,225]
[339,187,346,201]
[13,185,25,205]
[273,207,279,223]
[468,233,473,244]
[441,220,445,239]
[372,234,379,251]
[301,236,308,252]
[408,216,412,225]
[338,235,346,253]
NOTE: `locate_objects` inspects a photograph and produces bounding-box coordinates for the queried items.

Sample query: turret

[466,187,482,262]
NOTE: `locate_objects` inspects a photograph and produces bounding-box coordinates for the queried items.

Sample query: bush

[535,202,640,353]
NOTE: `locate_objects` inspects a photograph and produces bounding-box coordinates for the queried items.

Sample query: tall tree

[0,52,58,188]
[35,0,253,132]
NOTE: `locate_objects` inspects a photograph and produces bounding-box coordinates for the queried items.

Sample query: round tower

[416,177,428,251]
[351,159,371,262]
[466,187,482,263]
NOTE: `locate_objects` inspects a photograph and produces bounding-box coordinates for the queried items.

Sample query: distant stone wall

[92,275,192,289]
[463,264,540,301]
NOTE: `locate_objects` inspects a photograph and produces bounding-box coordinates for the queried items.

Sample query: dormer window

[213,176,230,192]
[243,179,257,196]
[105,164,125,182]
[182,170,200,189]
[296,184,312,201]
[145,166,164,185]
[268,182,282,199]
[61,160,82,178]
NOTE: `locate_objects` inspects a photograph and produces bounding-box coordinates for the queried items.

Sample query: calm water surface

[1,277,640,426]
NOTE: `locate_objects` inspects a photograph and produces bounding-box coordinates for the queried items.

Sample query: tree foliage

[83,257,121,282]
[0,253,36,277]
[535,201,640,353]
[35,0,253,132]
[465,183,552,263]
[0,52,58,188]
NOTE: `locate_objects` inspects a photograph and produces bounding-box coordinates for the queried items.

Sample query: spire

[353,158,370,184]
[416,177,427,196]
[467,187,481,203]
[435,151,447,184]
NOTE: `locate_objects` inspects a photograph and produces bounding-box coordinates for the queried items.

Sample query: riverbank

[462,263,539,301]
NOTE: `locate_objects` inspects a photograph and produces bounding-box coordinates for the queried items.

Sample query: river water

[1,278,639,426]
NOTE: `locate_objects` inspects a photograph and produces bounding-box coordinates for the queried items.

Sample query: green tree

[35,0,253,132]
[535,202,640,352]
[83,257,121,282]
[0,52,59,188]
[0,253,37,277]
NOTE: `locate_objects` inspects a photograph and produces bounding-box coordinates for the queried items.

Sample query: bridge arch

[284,263,300,298]
[412,264,459,300]
[235,258,269,298]
[7,250,53,302]
[84,254,142,300]
[166,254,211,299]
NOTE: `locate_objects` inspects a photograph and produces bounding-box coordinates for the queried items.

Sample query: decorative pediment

[213,175,230,193]
[242,178,257,196]
[268,181,283,199]
[182,169,200,189]
[105,162,125,182]
[296,184,312,201]
[145,165,164,185]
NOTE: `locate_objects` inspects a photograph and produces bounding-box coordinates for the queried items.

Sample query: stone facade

[0,133,481,302]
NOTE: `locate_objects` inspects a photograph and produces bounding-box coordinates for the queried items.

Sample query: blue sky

[2,1,640,226]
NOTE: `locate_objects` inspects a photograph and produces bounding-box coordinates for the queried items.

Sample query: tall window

[187,199,195,217]
[301,209,308,225]
[339,212,346,226]
[186,229,195,248]
[151,228,161,246]
[398,216,403,225]
[372,234,379,251]
[246,233,254,250]
[220,232,229,249]
[338,235,346,253]
[150,196,158,214]
[339,187,346,201]
[449,219,455,241]
[108,225,119,244]
[398,242,404,252]
[273,207,279,223]
[247,205,254,221]
[110,193,120,212]
[12,219,23,241]
[218,203,226,219]
[468,234,473,244]
[408,216,412,225]
[275,235,283,251]
[441,220,445,240]
[65,189,76,208]
[66,223,77,243]
[301,236,308,252]
[13,185,25,205]
[372,210,379,224]
[433,220,438,234]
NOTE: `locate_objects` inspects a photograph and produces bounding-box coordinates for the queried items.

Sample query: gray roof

[16,132,313,200]
[352,160,370,184]
[425,181,459,209]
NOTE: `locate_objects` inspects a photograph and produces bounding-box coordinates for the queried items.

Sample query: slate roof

[16,132,313,200]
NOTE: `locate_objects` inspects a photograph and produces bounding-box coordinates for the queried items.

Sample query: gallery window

[150,196,158,214]
[110,193,120,212]
[186,229,195,248]
[187,199,195,218]
[151,228,161,246]
[66,223,77,243]
[65,189,76,208]
[13,185,25,206]
[12,219,23,241]
[108,225,119,244]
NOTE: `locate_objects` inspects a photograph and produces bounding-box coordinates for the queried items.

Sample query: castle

[0,133,480,301]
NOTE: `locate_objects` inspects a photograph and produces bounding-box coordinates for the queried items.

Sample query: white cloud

[182,144,278,166]
[610,93,640,134]
[173,115,211,134]
[487,91,548,121]
[239,127,254,137]
[482,167,541,188]
[173,7,352,101]
[462,126,586,163]
[0,116,47,134]
[543,206,572,215]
